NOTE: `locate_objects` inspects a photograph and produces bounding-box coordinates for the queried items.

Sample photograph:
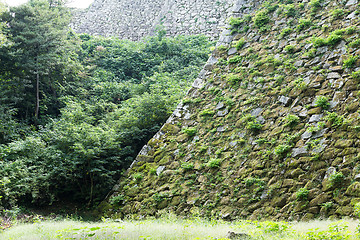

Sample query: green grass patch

[1,217,359,240]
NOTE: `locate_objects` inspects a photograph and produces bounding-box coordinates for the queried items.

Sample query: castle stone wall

[71,0,236,40]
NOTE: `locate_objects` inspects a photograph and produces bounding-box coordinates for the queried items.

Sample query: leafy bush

[181,162,194,171]
[274,144,292,157]
[343,55,358,68]
[349,39,360,48]
[331,8,344,20]
[227,74,241,85]
[315,96,330,110]
[328,172,345,187]
[324,112,344,128]
[284,45,296,53]
[296,188,309,201]
[253,10,270,29]
[246,120,263,131]
[235,38,246,50]
[280,27,292,38]
[133,173,144,182]
[352,70,360,80]
[284,114,300,127]
[207,158,222,168]
[296,18,312,32]
[199,109,215,117]
[182,127,197,137]
[284,4,296,17]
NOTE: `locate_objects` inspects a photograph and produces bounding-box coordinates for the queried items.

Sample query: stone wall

[101,0,360,221]
[70,0,236,40]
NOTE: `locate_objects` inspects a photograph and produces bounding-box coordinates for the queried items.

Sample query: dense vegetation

[0,0,213,210]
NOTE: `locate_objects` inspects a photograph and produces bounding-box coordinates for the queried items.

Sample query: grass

[1,215,359,240]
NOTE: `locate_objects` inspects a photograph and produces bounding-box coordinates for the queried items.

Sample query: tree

[1,0,72,121]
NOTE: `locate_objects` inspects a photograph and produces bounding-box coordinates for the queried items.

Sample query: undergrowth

[1,214,359,240]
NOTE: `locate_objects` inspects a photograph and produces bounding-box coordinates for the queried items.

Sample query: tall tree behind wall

[1,0,74,123]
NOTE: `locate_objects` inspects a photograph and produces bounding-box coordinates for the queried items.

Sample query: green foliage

[182,127,197,137]
[246,120,263,131]
[312,30,343,48]
[349,39,360,48]
[253,9,270,29]
[228,56,243,64]
[309,0,324,14]
[280,27,292,38]
[314,96,330,110]
[181,162,194,171]
[207,158,222,168]
[284,114,300,128]
[351,70,360,80]
[296,18,312,32]
[227,73,241,85]
[199,109,215,117]
[324,112,344,128]
[306,221,352,240]
[328,172,345,188]
[109,194,124,205]
[296,188,309,201]
[331,8,345,20]
[0,12,213,208]
[235,38,246,50]
[133,173,143,182]
[274,144,291,157]
[284,45,296,53]
[284,4,296,17]
[243,177,265,188]
[343,55,358,68]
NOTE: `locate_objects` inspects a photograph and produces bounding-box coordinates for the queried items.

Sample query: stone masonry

[71,0,236,40]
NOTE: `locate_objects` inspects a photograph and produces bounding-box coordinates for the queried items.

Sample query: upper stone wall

[71,0,237,40]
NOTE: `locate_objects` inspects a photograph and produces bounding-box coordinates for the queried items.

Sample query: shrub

[227,74,241,85]
[326,31,343,46]
[328,172,345,187]
[246,120,263,131]
[284,4,296,17]
[324,112,344,128]
[181,162,194,171]
[235,38,246,50]
[343,55,358,68]
[315,96,330,110]
[284,45,296,53]
[133,173,143,182]
[207,158,222,168]
[280,27,292,38]
[349,39,360,48]
[228,56,243,64]
[331,8,344,20]
[199,109,215,117]
[243,177,265,187]
[296,188,309,201]
[274,144,291,157]
[253,10,270,29]
[149,168,157,175]
[296,18,312,32]
[182,127,197,137]
[109,194,124,205]
[352,70,360,80]
[284,114,300,127]
[228,17,244,27]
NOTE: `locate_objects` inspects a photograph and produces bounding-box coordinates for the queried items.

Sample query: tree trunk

[35,71,39,120]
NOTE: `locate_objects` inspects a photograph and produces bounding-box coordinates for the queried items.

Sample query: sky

[2,0,94,8]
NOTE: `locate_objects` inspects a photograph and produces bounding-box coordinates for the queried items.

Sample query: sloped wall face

[71,0,235,40]
[104,0,360,221]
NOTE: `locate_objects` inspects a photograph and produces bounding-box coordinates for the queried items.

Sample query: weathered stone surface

[71,0,236,41]
[292,147,308,157]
